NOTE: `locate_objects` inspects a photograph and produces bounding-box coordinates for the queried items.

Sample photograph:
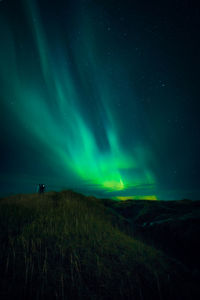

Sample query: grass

[103,198,200,270]
[0,190,199,299]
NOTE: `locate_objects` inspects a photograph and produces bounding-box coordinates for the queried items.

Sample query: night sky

[0,0,200,200]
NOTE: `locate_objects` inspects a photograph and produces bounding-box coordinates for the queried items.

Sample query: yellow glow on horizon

[115,195,157,201]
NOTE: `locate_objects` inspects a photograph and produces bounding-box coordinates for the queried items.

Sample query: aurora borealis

[0,0,200,200]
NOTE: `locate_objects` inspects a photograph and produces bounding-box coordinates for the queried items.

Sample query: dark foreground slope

[102,198,200,271]
[0,191,199,300]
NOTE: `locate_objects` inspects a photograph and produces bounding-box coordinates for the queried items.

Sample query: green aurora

[1,0,199,200]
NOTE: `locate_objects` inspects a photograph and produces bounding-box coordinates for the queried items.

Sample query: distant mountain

[101,198,200,271]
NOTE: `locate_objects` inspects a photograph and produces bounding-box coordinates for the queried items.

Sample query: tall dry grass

[0,191,197,299]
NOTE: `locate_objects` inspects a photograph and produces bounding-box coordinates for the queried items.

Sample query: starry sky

[0,0,200,200]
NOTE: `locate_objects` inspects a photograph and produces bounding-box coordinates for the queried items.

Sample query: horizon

[0,185,195,202]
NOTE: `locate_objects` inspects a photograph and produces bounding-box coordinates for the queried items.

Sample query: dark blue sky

[0,0,200,200]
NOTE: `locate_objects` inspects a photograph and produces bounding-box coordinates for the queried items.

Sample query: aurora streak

[1,0,200,200]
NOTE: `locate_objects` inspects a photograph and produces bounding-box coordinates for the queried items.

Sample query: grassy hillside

[103,198,200,270]
[0,191,199,299]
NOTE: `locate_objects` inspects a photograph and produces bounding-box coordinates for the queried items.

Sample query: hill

[0,190,199,299]
[102,198,200,270]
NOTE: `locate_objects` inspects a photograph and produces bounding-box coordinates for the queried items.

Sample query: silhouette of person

[38,184,46,194]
